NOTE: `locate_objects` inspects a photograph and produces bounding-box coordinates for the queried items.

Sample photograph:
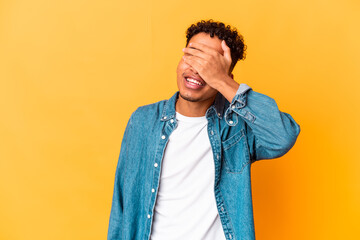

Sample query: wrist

[216,76,240,103]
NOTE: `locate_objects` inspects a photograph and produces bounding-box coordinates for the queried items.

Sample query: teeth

[186,78,203,86]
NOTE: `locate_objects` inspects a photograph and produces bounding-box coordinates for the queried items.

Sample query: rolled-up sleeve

[224,83,300,160]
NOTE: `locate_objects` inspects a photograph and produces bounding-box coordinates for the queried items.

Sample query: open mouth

[185,77,204,86]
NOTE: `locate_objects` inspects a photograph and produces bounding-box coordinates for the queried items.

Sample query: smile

[185,77,204,86]
[183,77,205,90]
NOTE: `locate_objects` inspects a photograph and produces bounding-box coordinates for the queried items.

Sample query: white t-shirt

[150,112,226,240]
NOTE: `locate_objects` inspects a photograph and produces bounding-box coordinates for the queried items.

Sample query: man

[108,19,300,240]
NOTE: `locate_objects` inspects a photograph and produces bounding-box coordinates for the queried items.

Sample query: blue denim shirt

[108,84,300,240]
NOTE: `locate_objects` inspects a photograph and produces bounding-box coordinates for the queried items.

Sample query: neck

[175,94,216,117]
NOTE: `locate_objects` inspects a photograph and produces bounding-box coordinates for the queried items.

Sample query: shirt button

[231,105,235,109]
[229,120,234,124]
[221,207,224,211]
[210,130,214,135]
[163,116,167,120]
[152,188,155,193]
[170,119,174,123]
[161,135,166,139]
[147,214,151,219]
[154,163,158,167]
[218,113,221,117]
[229,233,232,239]
[216,154,219,160]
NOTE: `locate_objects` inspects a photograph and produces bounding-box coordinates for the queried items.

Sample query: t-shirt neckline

[175,111,207,123]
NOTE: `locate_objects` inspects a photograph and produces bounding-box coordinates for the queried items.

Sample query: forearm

[216,76,240,103]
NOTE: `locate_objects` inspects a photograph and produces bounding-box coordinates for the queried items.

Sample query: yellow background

[1,0,359,239]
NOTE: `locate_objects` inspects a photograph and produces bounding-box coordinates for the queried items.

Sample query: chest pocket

[221,129,251,174]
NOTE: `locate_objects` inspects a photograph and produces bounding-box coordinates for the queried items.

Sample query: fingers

[182,55,203,73]
[182,47,209,61]
[188,42,218,56]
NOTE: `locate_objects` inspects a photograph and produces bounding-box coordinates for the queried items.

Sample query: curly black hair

[185,19,247,72]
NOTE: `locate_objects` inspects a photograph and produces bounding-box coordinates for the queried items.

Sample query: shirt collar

[160,91,226,121]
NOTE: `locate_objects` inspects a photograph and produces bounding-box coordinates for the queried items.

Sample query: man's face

[176,32,225,103]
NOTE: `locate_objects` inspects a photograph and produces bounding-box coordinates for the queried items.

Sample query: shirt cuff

[236,83,252,96]
[224,83,252,126]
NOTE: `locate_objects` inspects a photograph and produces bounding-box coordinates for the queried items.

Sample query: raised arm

[181,40,300,160]
[224,84,300,161]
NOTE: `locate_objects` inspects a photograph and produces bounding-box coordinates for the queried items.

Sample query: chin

[179,92,202,102]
